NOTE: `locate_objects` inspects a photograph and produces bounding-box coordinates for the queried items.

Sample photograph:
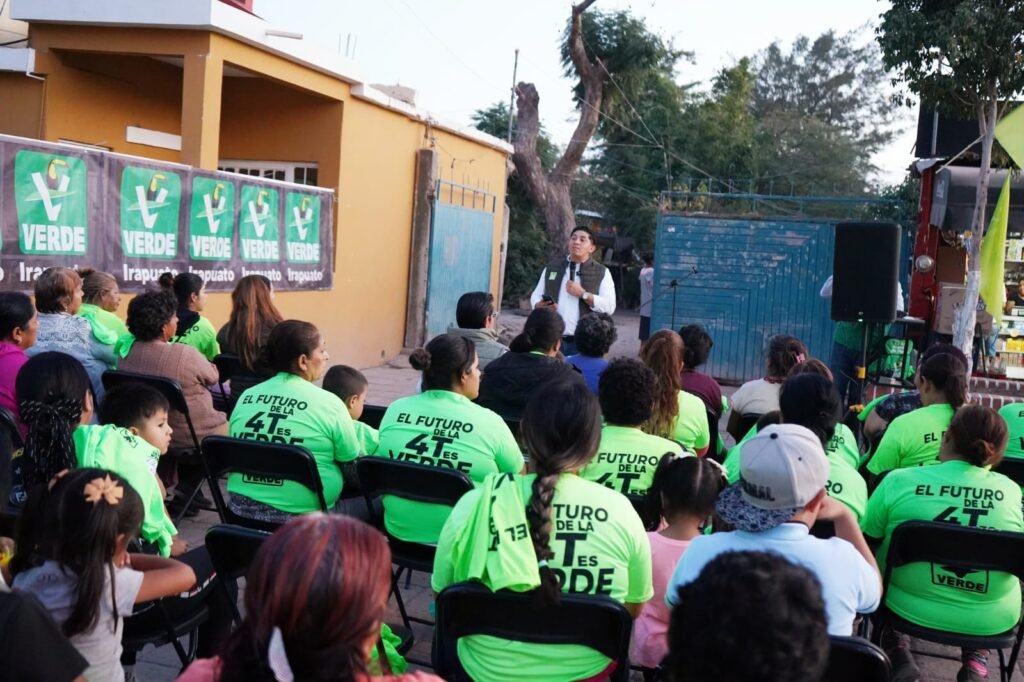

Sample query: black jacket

[477,351,585,419]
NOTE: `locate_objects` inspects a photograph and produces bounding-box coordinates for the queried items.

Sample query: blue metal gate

[425,181,497,340]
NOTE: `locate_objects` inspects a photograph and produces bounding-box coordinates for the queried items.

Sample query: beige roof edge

[9,0,512,155]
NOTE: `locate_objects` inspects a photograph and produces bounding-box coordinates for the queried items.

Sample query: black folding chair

[996,457,1024,488]
[735,413,761,439]
[356,457,473,629]
[873,521,1024,682]
[211,353,243,412]
[433,582,633,682]
[205,523,272,624]
[825,635,891,682]
[360,404,388,430]
[0,405,22,511]
[705,408,725,463]
[102,370,213,522]
[202,435,328,533]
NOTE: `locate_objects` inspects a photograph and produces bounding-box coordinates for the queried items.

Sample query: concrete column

[403,148,439,349]
[180,51,223,169]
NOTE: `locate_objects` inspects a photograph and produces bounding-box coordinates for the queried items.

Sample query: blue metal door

[425,181,496,340]
[652,214,836,384]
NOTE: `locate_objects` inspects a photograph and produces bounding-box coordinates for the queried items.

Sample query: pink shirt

[629,532,692,668]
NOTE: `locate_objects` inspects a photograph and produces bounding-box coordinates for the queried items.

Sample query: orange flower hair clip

[83,475,124,506]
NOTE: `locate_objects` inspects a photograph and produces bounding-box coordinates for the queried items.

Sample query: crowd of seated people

[1,269,1023,682]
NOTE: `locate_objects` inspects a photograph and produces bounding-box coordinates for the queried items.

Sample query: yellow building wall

[3,24,509,370]
[0,74,43,139]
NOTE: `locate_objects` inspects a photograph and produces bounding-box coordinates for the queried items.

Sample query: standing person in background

[638,254,655,342]
[76,268,128,341]
[530,227,616,357]
[217,274,283,375]
[446,291,508,370]
[566,312,617,393]
[160,272,220,361]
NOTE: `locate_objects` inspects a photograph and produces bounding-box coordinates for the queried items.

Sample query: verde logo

[239,185,279,262]
[120,167,181,259]
[189,177,234,260]
[285,192,320,263]
[930,563,989,593]
[15,151,88,255]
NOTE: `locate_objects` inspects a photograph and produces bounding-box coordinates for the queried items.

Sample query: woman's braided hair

[520,379,602,605]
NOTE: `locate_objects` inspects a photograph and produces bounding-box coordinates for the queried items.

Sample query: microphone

[691,265,699,274]
[569,262,577,282]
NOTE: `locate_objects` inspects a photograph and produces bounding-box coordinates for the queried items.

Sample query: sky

[255,0,917,185]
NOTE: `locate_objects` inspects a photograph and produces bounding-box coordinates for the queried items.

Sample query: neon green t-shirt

[73,424,176,556]
[77,303,128,345]
[375,390,523,543]
[867,403,955,475]
[828,423,863,469]
[353,420,380,455]
[227,372,359,513]
[861,460,1024,635]
[827,456,867,520]
[172,315,220,361]
[580,425,688,496]
[669,390,711,452]
[432,473,653,682]
[997,403,1024,461]
[724,423,762,484]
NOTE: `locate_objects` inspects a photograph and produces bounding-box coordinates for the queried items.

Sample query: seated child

[99,382,174,483]
[323,364,379,454]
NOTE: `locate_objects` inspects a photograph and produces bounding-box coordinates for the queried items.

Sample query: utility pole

[506,48,519,143]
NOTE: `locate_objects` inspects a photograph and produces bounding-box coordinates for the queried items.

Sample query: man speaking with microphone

[530,226,616,356]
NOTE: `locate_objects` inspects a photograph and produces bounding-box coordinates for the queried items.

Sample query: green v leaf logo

[31,171,70,222]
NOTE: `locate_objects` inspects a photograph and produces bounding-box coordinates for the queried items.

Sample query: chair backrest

[433,582,633,682]
[884,521,1024,587]
[736,413,761,438]
[0,406,21,510]
[824,635,891,682]
[356,457,473,507]
[705,408,724,462]
[205,523,272,581]
[360,404,387,430]
[995,457,1024,488]
[102,370,200,450]
[212,354,244,385]
[202,435,328,531]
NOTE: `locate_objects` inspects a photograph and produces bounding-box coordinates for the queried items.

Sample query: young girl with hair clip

[639,330,711,455]
[180,514,441,682]
[217,275,283,374]
[867,351,968,475]
[160,272,220,361]
[863,405,1024,682]
[76,268,127,342]
[375,333,522,544]
[432,379,653,682]
[726,334,807,440]
[12,467,195,682]
[630,456,726,669]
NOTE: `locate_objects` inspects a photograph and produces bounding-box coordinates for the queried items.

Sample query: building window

[218,161,319,186]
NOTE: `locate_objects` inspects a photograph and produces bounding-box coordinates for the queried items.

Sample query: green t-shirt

[724,423,761,484]
[432,474,653,682]
[77,303,128,345]
[827,456,867,520]
[861,460,1024,635]
[73,424,176,556]
[867,403,955,475]
[997,403,1024,461]
[669,390,711,452]
[580,424,688,496]
[172,315,220,361]
[375,390,523,543]
[828,423,863,469]
[227,372,359,513]
[353,420,380,455]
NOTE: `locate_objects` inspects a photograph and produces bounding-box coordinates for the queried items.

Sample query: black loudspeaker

[831,222,902,323]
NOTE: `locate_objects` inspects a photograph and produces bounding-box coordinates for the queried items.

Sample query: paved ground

[135,309,1024,681]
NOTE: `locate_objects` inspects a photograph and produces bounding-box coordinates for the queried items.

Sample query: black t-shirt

[1009,290,1024,308]
[0,591,88,681]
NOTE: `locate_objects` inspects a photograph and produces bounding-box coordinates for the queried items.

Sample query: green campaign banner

[0,133,334,292]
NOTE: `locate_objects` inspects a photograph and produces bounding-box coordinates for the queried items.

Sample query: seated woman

[26,267,115,402]
[227,320,360,523]
[161,272,220,361]
[866,351,967,476]
[726,334,806,441]
[179,514,442,682]
[639,330,710,455]
[477,306,584,419]
[217,274,283,378]
[432,379,653,682]
[566,312,617,393]
[0,292,37,429]
[76,268,128,342]
[862,406,1024,682]
[678,324,724,419]
[118,289,227,505]
[376,334,523,543]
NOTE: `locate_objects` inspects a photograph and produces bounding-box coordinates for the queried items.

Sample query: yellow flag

[979,174,1012,326]
[996,104,1024,169]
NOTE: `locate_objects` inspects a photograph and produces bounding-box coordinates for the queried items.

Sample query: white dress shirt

[530,258,617,335]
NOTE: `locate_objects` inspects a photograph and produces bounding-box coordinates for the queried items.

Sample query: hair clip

[83,476,123,506]
[268,626,295,682]
[794,353,806,363]
[538,559,549,568]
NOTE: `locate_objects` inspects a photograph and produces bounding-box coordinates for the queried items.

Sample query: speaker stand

[856,322,870,407]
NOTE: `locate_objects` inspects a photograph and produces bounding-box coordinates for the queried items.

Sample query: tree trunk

[511,0,605,258]
[952,93,999,375]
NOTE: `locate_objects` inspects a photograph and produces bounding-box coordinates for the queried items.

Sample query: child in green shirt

[161,272,220,361]
[323,364,379,455]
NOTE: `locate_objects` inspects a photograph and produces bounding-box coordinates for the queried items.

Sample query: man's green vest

[543,257,607,325]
